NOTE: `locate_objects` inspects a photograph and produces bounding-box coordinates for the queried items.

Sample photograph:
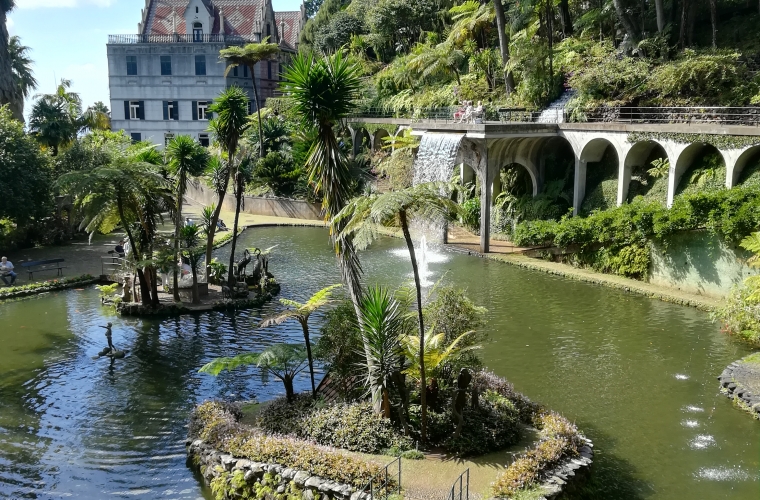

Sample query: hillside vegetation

[300,0,760,113]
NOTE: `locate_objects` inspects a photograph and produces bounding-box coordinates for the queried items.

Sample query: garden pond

[0,226,757,499]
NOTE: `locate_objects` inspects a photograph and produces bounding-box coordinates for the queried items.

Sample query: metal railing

[446,469,469,500]
[108,34,256,44]
[358,457,401,500]
[349,105,760,127]
[576,106,760,126]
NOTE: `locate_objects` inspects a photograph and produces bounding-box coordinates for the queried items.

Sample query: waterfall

[418,235,429,281]
[537,90,576,124]
[412,132,466,186]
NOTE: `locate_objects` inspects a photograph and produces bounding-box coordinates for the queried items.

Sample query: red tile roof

[142,0,301,46]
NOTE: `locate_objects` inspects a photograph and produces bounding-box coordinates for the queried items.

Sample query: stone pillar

[460,163,474,184]
[666,160,678,208]
[480,166,493,253]
[573,158,587,216]
[491,171,502,204]
[617,162,631,206]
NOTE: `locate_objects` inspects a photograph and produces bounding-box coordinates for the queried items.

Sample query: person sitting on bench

[217,219,228,231]
[114,240,126,258]
[0,256,17,286]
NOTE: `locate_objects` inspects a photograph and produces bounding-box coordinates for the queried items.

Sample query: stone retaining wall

[537,439,594,499]
[188,440,366,500]
[186,181,323,221]
[718,358,760,419]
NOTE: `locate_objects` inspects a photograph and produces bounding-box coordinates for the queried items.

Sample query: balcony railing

[108,34,256,44]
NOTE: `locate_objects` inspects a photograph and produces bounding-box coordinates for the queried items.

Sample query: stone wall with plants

[187,402,390,500]
[0,274,97,300]
[513,185,760,284]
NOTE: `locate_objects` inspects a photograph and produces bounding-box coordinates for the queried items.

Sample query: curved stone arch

[349,127,372,158]
[372,129,391,152]
[728,145,760,187]
[487,137,543,198]
[573,137,622,213]
[668,143,727,206]
[621,140,669,205]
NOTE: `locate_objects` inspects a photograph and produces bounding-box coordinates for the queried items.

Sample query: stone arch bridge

[348,118,760,253]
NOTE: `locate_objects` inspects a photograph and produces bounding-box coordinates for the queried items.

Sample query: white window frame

[164,133,175,148]
[197,101,209,121]
[166,102,174,121]
[129,101,140,120]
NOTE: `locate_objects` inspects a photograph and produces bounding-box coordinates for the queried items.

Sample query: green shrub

[0,275,96,298]
[315,300,364,400]
[492,412,585,497]
[713,283,760,346]
[460,197,481,234]
[255,393,316,436]
[300,402,412,453]
[189,401,389,488]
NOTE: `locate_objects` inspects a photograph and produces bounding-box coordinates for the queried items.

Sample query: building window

[195,55,206,76]
[233,66,238,77]
[129,101,141,120]
[267,61,272,79]
[130,133,141,143]
[197,101,209,120]
[126,55,137,75]
[247,100,253,114]
[193,22,203,42]
[165,133,175,148]
[199,133,210,147]
[266,23,271,37]
[160,55,172,76]
[163,101,178,120]
[243,65,248,78]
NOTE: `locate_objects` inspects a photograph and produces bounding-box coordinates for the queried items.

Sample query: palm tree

[8,36,36,109]
[202,155,229,276]
[408,42,466,85]
[219,38,280,158]
[259,284,342,399]
[400,330,480,381]
[57,140,173,305]
[166,135,210,301]
[448,1,494,47]
[357,285,406,418]
[199,343,309,402]
[333,182,460,441]
[208,87,250,287]
[82,101,111,132]
[282,51,381,409]
[0,0,22,121]
[180,225,205,304]
[28,79,82,155]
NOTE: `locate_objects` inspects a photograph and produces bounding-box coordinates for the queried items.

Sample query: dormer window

[193,22,203,42]
[196,6,199,13]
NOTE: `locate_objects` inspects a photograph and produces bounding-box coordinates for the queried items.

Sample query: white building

[107,0,305,147]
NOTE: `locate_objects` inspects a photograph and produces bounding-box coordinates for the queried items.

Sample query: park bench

[21,258,67,280]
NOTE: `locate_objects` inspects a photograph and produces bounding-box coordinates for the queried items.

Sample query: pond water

[0,227,758,500]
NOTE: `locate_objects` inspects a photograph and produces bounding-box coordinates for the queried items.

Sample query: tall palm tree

[8,36,36,110]
[208,87,250,287]
[28,79,82,155]
[200,343,309,402]
[166,135,210,301]
[0,0,22,121]
[180,225,205,304]
[202,154,229,277]
[282,52,382,408]
[82,101,111,132]
[259,284,342,399]
[57,141,173,305]
[333,182,460,441]
[219,38,280,158]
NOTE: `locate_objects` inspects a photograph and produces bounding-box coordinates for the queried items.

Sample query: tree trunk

[190,266,200,304]
[559,0,573,36]
[205,171,231,278]
[301,319,317,399]
[283,375,295,402]
[612,0,641,44]
[709,0,718,48]
[173,174,185,302]
[116,194,150,305]
[492,0,516,94]
[250,64,264,159]
[0,11,22,122]
[226,170,243,286]
[655,0,666,32]
[135,268,151,306]
[150,266,160,306]
[679,0,689,47]
[399,209,426,443]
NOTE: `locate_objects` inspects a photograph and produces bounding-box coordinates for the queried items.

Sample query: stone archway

[622,140,669,205]
[372,129,391,152]
[729,145,760,187]
[668,143,726,206]
[576,138,620,214]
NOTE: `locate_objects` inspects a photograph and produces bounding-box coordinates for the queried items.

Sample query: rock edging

[717,358,760,420]
[187,439,366,500]
[536,438,594,500]
[0,275,99,302]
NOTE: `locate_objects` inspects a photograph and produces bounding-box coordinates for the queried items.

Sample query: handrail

[358,457,401,500]
[446,468,469,500]
[108,34,255,44]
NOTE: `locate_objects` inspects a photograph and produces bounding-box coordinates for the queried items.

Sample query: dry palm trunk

[0,13,21,121]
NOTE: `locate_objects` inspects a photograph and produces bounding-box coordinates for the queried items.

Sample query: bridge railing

[569,106,760,126]
[349,107,539,123]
